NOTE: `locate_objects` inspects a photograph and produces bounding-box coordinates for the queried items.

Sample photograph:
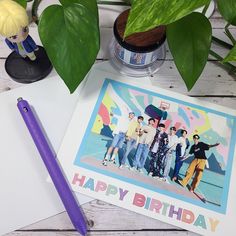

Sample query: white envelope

[0,73,92,235]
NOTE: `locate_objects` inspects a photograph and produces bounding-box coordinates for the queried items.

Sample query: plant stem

[32,0,42,25]
[209,50,236,74]
[202,2,210,15]
[212,36,233,50]
[225,23,236,45]
[97,1,130,6]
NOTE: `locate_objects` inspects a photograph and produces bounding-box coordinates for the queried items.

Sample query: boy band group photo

[102,111,220,193]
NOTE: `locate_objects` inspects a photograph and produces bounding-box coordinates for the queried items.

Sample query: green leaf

[38,1,100,93]
[223,44,236,62]
[59,0,98,18]
[122,0,133,4]
[14,0,27,8]
[167,12,212,91]
[124,0,210,38]
[217,0,236,26]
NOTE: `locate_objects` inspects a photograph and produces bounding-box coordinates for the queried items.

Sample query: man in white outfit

[161,127,179,181]
[102,112,135,166]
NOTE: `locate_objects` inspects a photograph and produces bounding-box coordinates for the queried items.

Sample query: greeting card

[58,68,236,235]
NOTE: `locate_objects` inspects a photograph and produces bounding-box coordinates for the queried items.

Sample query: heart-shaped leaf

[124,0,210,38]
[38,0,100,93]
[167,12,212,90]
[223,44,236,62]
[217,0,236,26]
[14,0,27,8]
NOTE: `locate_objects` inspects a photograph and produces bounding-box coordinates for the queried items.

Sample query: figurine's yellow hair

[0,0,28,37]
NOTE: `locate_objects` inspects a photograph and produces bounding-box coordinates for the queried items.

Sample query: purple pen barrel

[17,98,87,236]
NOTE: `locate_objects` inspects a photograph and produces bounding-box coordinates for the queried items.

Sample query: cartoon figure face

[7,26,29,43]
[0,0,29,39]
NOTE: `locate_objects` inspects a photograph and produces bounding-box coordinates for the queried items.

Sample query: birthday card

[58,68,236,235]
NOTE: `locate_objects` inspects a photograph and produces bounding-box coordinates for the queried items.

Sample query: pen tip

[76,226,87,236]
[17,97,23,102]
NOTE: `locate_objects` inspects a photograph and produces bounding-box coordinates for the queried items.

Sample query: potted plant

[122,0,236,90]
[5,0,235,93]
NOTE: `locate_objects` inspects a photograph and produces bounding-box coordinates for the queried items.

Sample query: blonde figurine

[0,0,38,61]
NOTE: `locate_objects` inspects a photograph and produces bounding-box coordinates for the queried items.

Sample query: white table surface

[1,1,236,236]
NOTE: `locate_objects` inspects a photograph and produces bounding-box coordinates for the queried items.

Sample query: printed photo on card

[58,69,236,236]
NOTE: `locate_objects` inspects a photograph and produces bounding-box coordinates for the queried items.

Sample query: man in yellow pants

[179,134,220,193]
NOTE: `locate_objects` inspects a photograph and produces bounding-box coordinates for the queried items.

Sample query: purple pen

[17,97,87,236]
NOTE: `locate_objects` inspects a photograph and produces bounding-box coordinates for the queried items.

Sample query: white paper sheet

[0,73,92,236]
